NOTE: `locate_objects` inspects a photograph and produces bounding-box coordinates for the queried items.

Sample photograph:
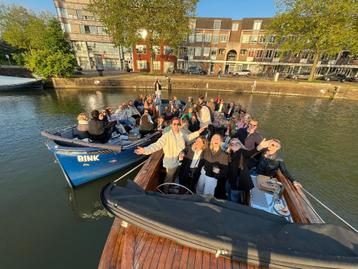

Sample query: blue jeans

[229,190,244,204]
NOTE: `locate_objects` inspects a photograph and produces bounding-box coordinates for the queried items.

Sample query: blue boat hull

[47,133,160,187]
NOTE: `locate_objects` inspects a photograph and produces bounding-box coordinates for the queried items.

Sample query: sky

[1,0,277,18]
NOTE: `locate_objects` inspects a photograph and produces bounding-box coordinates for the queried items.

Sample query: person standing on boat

[196,134,228,198]
[227,138,270,204]
[178,136,208,192]
[197,96,212,128]
[256,139,302,192]
[135,118,206,192]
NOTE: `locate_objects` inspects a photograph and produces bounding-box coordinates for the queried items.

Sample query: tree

[0,4,76,78]
[269,0,358,81]
[89,0,198,73]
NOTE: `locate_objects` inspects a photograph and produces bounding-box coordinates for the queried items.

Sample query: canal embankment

[49,73,358,100]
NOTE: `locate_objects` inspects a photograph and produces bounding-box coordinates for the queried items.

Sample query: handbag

[256,174,279,193]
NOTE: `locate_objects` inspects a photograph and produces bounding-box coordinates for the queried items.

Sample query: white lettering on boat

[77,155,100,162]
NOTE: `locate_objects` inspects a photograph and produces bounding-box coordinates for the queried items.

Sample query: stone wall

[50,75,358,100]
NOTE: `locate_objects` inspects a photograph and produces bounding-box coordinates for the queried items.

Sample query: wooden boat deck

[99,150,323,269]
[99,218,264,269]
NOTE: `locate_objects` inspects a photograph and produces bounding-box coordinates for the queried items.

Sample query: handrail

[41,131,122,152]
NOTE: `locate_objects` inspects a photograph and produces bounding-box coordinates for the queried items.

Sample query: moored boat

[98,151,358,269]
[0,75,43,91]
[42,127,160,187]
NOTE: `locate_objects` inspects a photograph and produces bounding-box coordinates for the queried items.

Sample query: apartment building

[179,17,358,77]
[54,1,357,76]
[53,0,177,72]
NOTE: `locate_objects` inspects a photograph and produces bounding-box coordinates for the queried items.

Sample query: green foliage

[89,0,198,72]
[0,4,76,78]
[25,49,76,79]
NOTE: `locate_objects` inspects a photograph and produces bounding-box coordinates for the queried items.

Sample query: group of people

[74,79,301,204]
[134,93,302,204]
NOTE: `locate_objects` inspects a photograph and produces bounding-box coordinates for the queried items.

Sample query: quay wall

[50,74,358,101]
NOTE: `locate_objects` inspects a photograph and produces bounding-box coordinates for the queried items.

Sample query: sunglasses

[249,123,257,127]
[172,123,181,126]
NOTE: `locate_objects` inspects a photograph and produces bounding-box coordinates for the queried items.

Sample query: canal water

[0,88,357,268]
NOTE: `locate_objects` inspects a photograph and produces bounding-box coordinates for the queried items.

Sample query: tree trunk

[309,52,321,81]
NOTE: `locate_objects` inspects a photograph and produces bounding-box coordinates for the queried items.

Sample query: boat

[0,75,43,91]
[41,127,161,187]
[98,151,358,269]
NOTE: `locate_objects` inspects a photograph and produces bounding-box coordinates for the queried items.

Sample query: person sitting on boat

[197,96,212,128]
[178,136,208,192]
[236,113,251,130]
[134,95,144,114]
[74,112,89,139]
[115,103,135,127]
[88,110,110,143]
[127,100,141,120]
[225,102,235,118]
[172,96,182,107]
[256,139,302,192]
[155,116,167,132]
[196,134,229,199]
[179,116,191,136]
[135,117,206,193]
[139,109,154,137]
[188,112,200,132]
[181,106,193,120]
[216,99,226,113]
[163,105,174,121]
[227,138,270,204]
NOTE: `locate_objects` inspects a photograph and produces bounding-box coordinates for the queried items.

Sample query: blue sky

[1,0,276,18]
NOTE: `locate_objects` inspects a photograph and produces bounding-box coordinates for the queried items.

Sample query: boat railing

[275,169,324,224]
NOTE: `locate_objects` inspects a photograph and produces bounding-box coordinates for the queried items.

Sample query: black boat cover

[101,181,358,269]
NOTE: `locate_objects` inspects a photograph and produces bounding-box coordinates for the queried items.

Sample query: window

[253,20,262,30]
[62,23,71,33]
[274,50,281,58]
[135,45,147,54]
[97,27,106,35]
[76,10,82,19]
[220,34,227,43]
[153,46,160,55]
[164,46,173,55]
[269,35,276,43]
[81,25,97,34]
[57,7,68,18]
[137,60,147,69]
[204,33,211,42]
[250,35,258,44]
[153,61,161,70]
[203,47,210,57]
[210,48,217,59]
[196,33,203,42]
[232,23,239,31]
[188,34,195,43]
[258,35,266,43]
[212,34,219,44]
[240,49,247,55]
[218,49,225,55]
[188,47,194,56]
[195,47,202,56]
[248,50,255,57]
[265,50,273,58]
[255,50,263,58]
[242,35,250,43]
[213,20,221,30]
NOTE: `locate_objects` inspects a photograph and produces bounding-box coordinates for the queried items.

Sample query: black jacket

[178,147,205,187]
[256,154,296,183]
[228,148,259,191]
[202,149,228,181]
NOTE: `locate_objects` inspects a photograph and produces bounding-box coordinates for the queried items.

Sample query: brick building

[54,1,358,76]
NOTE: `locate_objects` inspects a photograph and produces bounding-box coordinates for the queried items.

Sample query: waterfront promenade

[49,72,358,101]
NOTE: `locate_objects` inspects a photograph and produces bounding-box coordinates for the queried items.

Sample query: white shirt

[190,150,202,168]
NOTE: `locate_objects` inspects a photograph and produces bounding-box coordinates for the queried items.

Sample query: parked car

[346,76,358,82]
[290,72,323,80]
[232,69,251,77]
[187,66,207,75]
[320,73,347,82]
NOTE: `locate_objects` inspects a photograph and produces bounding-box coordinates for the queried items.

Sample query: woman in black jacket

[178,136,208,192]
[227,138,269,204]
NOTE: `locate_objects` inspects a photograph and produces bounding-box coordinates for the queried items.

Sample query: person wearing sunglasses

[135,118,206,193]
[227,138,271,204]
[257,139,302,193]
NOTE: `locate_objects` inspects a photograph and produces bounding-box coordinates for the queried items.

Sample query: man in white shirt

[135,118,206,191]
[197,96,212,128]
